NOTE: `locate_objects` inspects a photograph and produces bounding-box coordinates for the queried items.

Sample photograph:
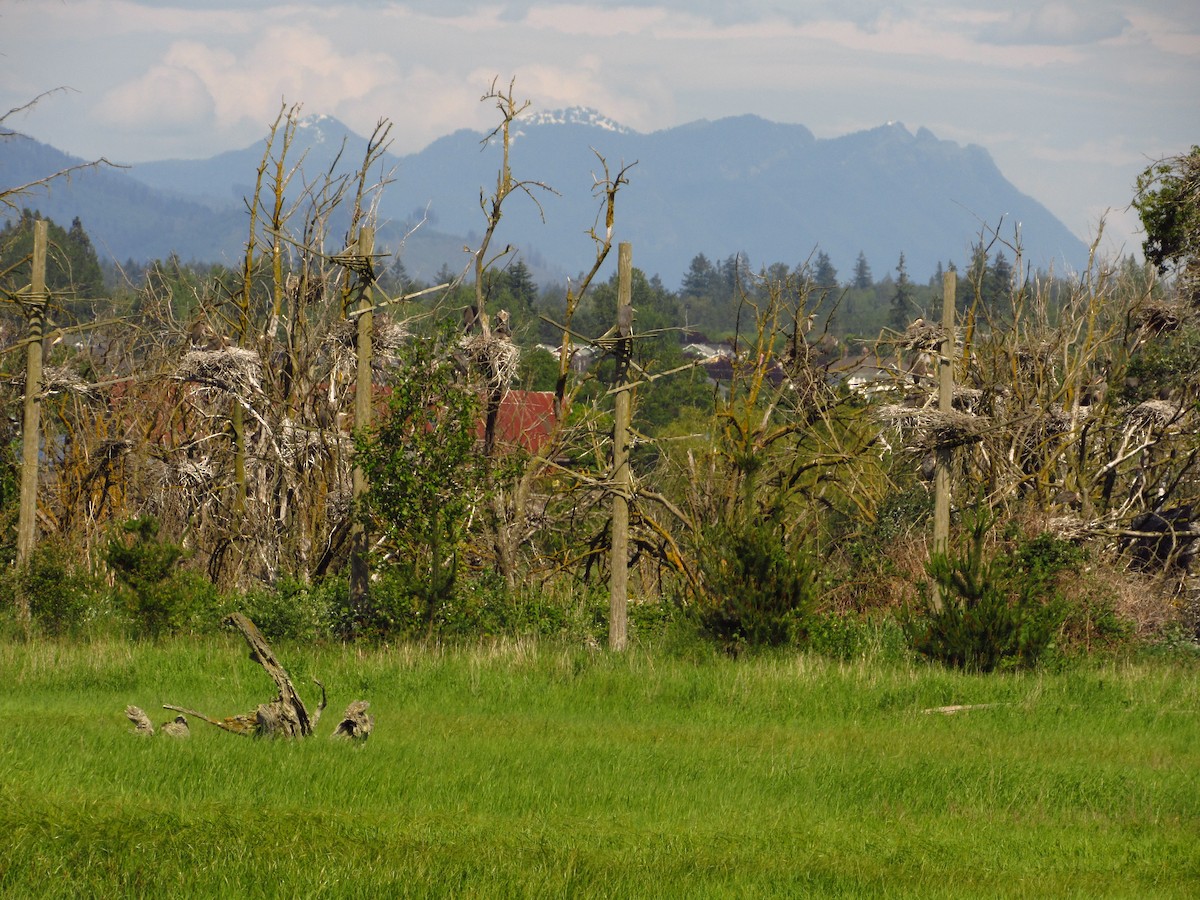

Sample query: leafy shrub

[903,515,1066,672]
[695,518,817,652]
[2,540,107,636]
[105,517,217,637]
[807,612,909,663]
[235,578,340,643]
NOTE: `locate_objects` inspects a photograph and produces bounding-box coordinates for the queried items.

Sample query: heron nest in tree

[896,319,949,352]
[161,458,216,491]
[39,366,97,400]
[877,404,988,452]
[323,316,410,370]
[1136,300,1187,335]
[952,387,984,413]
[1127,399,1183,429]
[326,489,351,522]
[176,347,263,399]
[1011,342,1055,374]
[458,333,521,394]
[1012,404,1073,460]
[280,419,334,471]
[97,438,132,460]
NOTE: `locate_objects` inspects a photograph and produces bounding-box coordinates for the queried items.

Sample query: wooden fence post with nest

[609,242,634,652]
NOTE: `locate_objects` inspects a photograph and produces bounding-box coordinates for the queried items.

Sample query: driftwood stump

[126,612,371,742]
[332,700,374,742]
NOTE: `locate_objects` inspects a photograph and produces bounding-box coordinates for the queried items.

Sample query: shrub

[903,515,1066,672]
[4,540,107,636]
[105,516,217,637]
[807,612,909,663]
[235,578,339,643]
[695,518,817,652]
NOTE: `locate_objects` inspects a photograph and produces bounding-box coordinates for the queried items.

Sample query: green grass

[0,636,1197,898]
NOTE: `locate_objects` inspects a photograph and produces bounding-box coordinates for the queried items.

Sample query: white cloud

[979,3,1129,45]
[95,63,217,132]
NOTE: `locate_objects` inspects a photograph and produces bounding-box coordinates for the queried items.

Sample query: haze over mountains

[3,109,1090,288]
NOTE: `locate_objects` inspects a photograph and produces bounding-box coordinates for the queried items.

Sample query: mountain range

[2,109,1090,289]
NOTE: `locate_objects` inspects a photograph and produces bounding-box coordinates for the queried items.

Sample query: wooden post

[348,226,374,621]
[931,270,956,612]
[16,220,48,602]
[609,242,633,651]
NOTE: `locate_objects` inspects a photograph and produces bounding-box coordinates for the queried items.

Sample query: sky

[2,0,1198,257]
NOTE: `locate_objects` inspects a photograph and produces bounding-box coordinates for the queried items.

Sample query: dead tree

[126,613,370,741]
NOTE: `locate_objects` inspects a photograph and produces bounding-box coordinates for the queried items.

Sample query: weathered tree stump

[126,613,371,742]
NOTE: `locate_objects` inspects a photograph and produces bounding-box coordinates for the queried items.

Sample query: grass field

[0,635,1197,898]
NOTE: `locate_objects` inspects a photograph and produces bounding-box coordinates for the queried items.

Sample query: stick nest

[40,366,97,400]
[1136,300,1188,335]
[458,333,521,394]
[1045,516,1093,541]
[160,458,216,490]
[1126,399,1183,429]
[280,419,337,471]
[896,319,949,351]
[877,404,988,451]
[176,347,264,398]
[323,317,410,369]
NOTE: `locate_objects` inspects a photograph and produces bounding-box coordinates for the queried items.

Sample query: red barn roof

[478,390,557,454]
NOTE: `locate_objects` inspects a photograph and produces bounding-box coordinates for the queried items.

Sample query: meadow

[1,635,1197,898]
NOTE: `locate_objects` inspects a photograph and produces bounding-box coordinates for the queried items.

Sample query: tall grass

[1,636,1197,897]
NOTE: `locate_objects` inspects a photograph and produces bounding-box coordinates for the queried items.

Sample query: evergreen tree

[853,251,873,290]
[717,253,745,299]
[931,260,945,289]
[504,258,538,314]
[681,253,717,298]
[889,253,915,331]
[814,251,838,291]
[966,244,989,313]
[987,251,1013,309]
[379,255,412,295]
[65,217,104,299]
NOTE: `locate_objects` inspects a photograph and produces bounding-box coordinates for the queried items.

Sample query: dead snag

[125,705,155,736]
[137,613,330,739]
[220,612,322,737]
[125,705,191,738]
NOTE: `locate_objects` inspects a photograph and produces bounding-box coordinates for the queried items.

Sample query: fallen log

[125,612,371,741]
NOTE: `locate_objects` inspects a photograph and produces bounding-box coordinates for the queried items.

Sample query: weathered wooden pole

[931,270,956,612]
[16,220,48,595]
[348,226,374,621]
[609,242,633,651]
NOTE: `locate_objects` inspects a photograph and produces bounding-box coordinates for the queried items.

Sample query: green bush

[235,578,340,643]
[104,517,218,637]
[695,518,817,652]
[4,541,107,636]
[806,612,909,663]
[903,516,1066,672]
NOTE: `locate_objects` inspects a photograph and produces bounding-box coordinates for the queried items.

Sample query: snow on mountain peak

[522,107,633,134]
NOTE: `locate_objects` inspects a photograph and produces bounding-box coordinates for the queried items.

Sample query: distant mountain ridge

[1,110,1090,287]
